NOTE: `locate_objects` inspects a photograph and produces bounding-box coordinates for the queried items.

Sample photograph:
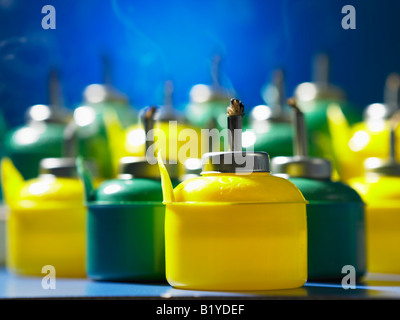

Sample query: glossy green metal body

[87,203,166,281]
[289,177,366,281]
[86,176,179,281]
[251,122,293,158]
[4,123,66,180]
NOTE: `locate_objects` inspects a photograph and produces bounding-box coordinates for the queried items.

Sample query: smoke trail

[111,0,168,78]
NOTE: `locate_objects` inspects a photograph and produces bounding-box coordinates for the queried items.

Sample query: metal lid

[117,156,180,180]
[39,157,98,178]
[364,158,400,176]
[270,98,332,179]
[363,73,400,121]
[83,84,128,104]
[25,104,69,124]
[294,53,346,102]
[39,157,78,177]
[271,156,332,179]
[189,55,235,103]
[26,69,71,124]
[201,151,270,174]
[364,112,400,176]
[83,55,128,105]
[295,83,345,102]
[183,158,202,175]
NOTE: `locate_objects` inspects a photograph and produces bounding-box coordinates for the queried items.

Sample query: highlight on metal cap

[182,158,202,179]
[39,157,98,178]
[83,55,128,105]
[117,156,180,180]
[39,157,77,178]
[363,73,400,121]
[294,53,346,102]
[83,84,128,104]
[364,110,400,176]
[270,97,332,179]
[271,155,332,179]
[364,158,400,176]
[201,151,270,174]
[189,55,235,103]
[26,68,71,124]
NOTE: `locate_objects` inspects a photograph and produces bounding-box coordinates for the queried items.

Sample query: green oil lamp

[80,106,180,281]
[3,68,71,180]
[294,53,361,158]
[271,98,366,281]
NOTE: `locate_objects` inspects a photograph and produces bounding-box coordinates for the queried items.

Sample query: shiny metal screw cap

[39,157,78,178]
[189,55,235,104]
[364,111,400,176]
[201,151,270,174]
[364,158,400,177]
[363,73,400,121]
[83,84,128,104]
[83,55,128,105]
[182,158,202,178]
[271,156,332,179]
[295,82,345,102]
[363,112,400,177]
[25,104,71,124]
[26,69,71,124]
[294,53,346,102]
[118,156,180,180]
[39,157,98,178]
[271,98,332,179]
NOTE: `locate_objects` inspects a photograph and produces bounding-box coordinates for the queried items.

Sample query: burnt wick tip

[227,98,244,117]
[144,106,157,120]
[287,98,301,113]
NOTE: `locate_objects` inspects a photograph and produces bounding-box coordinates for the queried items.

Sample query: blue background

[0,0,399,127]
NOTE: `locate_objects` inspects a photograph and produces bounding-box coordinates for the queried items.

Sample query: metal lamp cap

[83,84,128,104]
[25,104,70,124]
[118,156,180,180]
[364,73,400,121]
[295,53,346,102]
[363,103,395,121]
[189,84,233,104]
[364,158,400,176]
[294,82,346,102]
[201,151,270,174]
[271,156,332,179]
[39,157,78,178]
[39,157,98,178]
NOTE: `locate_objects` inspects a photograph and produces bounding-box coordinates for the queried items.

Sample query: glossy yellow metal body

[162,170,308,291]
[1,159,86,277]
[349,174,400,274]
